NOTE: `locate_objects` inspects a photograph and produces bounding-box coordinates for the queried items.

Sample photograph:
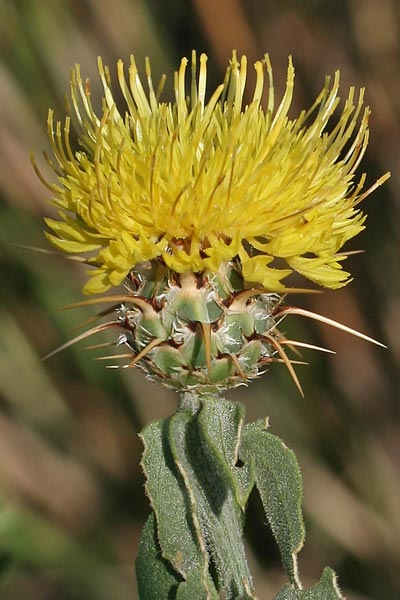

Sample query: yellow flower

[36,51,389,295]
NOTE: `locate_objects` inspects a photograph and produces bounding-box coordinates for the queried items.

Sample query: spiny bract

[117,261,282,391]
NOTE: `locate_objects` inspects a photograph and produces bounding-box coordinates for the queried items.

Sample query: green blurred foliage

[0,1,399,598]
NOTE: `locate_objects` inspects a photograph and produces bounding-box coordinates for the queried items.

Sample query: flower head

[36,52,388,295]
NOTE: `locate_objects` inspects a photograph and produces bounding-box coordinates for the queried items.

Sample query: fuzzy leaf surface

[198,396,255,508]
[169,398,255,599]
[176,571,220,600]
[139,419,213,592]
[240,420,305,586]
[273,567,345,599]
[135,514,181,600]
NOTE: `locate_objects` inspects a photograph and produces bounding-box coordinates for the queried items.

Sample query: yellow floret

[36,51,389,294]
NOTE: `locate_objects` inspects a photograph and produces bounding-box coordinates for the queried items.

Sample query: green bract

[118,261,280,391]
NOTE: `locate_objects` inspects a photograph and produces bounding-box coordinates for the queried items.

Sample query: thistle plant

[35,51,389,599]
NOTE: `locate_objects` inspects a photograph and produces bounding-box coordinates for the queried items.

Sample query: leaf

[273,567,345,599]
[240,420,305,586]
[198,395,255,508]
[176,571,220,600]
[168,398,256,600]
[135,514,181,600]
[136,515,221,600]
[139,419,211,587]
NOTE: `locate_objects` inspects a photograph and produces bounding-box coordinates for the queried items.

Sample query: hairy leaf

[273,567,345,599]
[240,419,305,586]
[136,514,181,600]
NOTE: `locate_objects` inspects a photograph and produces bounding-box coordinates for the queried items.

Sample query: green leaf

[139,419,210,585]
[273,567,345,599]
[169,397,255,600]
[136,514,181,600]
[176,571,219,600]
[240,419,305,586]
[198,395,255,508]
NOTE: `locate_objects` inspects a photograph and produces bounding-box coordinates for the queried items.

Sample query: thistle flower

[36,52,388,392]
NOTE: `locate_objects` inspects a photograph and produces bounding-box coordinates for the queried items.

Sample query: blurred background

[0,0,399,598]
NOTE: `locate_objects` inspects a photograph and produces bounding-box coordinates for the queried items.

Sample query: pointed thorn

[275,333,303,358]
[43,321,119,360]
[229,353,247,379]
[83,341,116,351]
[128,338,164,367]
[262,357,308,366]
[59,295,154,315]
[277,307,386,348]
[94,353,134,361]
[264,333,305,397]
[69,304,120,333]
[279,339,336,354]
[200,322,212,376]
